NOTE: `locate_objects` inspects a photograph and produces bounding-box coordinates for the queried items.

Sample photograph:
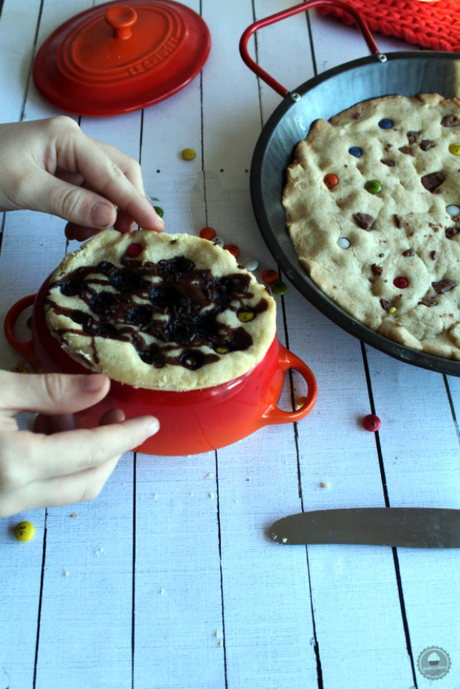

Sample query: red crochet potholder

[317,0,460,52]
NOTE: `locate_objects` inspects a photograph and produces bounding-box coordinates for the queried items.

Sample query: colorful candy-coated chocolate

[387,306,397,314]
[365,180,382,194]
[199,226,216,240]
[239,257,258,271]
[126,243,143,258]
[271,281,287,296]
[181,148,197,160]
[393,276,409,289]
[215,345,230,354]
[15,521,35,542]
[362,414,381,432]
[223,243,240,258]
[262,269,278,284]
[323,173,339,189]
[237,307,255,322]
[348,146,362,157]
[446,204,460,216]
[296,396,307,409]
[448,143,460,156]
[337,237,350,249]
[378,118,393,129]
[154,206,164,218]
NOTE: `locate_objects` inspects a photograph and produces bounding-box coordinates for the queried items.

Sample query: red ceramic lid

[33,0,211,116]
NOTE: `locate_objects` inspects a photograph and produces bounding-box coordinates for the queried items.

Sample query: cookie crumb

[320,481,331,489]
[69,512,79,519]
[63,570,70,577]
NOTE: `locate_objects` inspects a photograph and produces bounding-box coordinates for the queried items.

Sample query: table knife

[269,508,460,548]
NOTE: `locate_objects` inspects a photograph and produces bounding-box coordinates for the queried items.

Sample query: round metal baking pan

[249,51,460,376]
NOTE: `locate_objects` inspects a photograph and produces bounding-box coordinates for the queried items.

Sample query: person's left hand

[0,116,165,242]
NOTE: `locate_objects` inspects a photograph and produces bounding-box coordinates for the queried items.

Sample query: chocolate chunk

[445,227,460,239]
[394,214,405,229]
[432,279,456,294]
[418,297,438,307]
[421,171,445,192]
[371,263,383,276]
[441,114,459,127]
[419,140,436,151]
[381,159,395,167]
[384,143,393,152]
[406,131,420,144]
[430,251,437,260]
[398,146,413,155]
[402,248,415,257]
[380,299,392,311]
[352,213,374,230]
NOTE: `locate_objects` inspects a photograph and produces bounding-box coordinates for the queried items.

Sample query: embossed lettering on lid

[33,0,211,116]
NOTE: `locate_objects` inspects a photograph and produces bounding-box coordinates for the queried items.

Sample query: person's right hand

[0,371,159,518]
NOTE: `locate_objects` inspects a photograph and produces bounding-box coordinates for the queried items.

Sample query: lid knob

[105,5,137,40]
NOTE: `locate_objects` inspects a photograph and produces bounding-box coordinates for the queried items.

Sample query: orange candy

[199,227,216,240]
[262,269,279,284]
[223,243,240,258]
[323,173,339,189]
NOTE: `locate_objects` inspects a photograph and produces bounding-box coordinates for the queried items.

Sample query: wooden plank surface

[0,1,459,688]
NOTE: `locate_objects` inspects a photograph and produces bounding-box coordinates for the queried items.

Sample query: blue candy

[378,118,393,129]
[348,146,362,157]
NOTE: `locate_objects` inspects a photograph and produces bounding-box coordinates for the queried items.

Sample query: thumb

[1,372,110,416]
[27,168,117,228]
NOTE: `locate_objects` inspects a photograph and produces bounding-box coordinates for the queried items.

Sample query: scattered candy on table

[239,257,258,271]
[181,148,196,160]
[262,269,279,284]
[296,396,306,409]
[199,226,216,240]
[323,173,338,189]
[223,243,240,258]
[154,206,164,218]
[365,180,382,194]
[14,521,35,542]
[393,276,409,289]
[212,236,224,247]
[271,281,287,296]
[12,364,29,374]
[362,414,382,432]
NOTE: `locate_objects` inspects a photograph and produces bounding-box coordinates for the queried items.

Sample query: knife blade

[269,508,460,548]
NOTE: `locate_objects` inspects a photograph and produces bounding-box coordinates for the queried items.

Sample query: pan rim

[250,50,460,376]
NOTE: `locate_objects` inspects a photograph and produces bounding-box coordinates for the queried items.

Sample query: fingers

[65,208,136,242]
[25,414,159,481]
[0,371,110,416]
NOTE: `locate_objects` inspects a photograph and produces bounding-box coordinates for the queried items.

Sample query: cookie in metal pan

[283,93,460,360]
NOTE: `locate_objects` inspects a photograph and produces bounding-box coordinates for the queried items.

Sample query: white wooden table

[1,1,459,688]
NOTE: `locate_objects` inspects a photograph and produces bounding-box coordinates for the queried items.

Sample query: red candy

[199,227,216,240]
[223,243,240,258]
[393,276,409,289]
[323,173,339,189]
[262,269,279,284]
[126,243,142,258]
[362,414,381,432]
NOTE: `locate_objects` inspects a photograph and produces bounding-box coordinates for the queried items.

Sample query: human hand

[0,371,159,517]
[0,116,165,242]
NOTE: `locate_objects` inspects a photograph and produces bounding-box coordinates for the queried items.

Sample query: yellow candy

[449,143,460,156]
[181,148,197,161]
[237,308,255,323]
[388,306,397,314]
[296,396,307,409]
[12,364,29,374]
[15,521,35,542]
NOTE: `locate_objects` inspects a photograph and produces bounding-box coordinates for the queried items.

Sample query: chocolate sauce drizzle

[44,255,269,371]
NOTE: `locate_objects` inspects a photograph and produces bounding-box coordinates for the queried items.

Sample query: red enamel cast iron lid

[33,0,211,116]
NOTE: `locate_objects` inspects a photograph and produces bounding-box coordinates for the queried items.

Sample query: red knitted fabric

[317,0,460,52]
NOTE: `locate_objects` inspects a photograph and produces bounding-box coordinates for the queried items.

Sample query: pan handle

[239,0,381,98]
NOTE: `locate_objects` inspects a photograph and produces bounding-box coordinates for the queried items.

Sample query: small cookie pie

[43,230,276,390]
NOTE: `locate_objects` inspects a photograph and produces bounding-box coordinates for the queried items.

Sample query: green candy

[154,206,164,218]
[271,281,287,296]
[364,180,382,194]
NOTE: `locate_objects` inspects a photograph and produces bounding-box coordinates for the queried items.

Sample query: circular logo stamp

[417,647,451,680]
